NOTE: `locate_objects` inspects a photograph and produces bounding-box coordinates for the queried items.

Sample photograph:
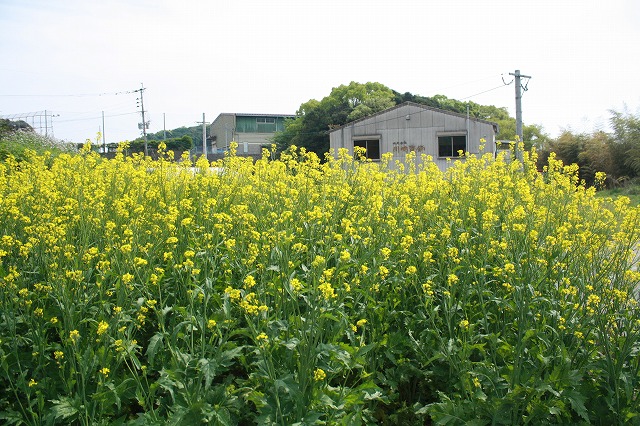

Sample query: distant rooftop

[217,112,295,118]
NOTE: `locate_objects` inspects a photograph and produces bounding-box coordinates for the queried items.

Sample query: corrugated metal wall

[329,104,497,171]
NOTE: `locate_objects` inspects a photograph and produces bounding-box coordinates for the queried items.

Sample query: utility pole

[135,84,149,156]
[163,113,166,141]
[197,113,207,157]
[50,113,59,137]
[102,111,106,152]
[508,70,531,160]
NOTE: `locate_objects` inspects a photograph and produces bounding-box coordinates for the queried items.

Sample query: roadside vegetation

[0,126,76,163]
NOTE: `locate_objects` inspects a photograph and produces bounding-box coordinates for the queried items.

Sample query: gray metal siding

[329,103,497,171]
[210,114,235,151]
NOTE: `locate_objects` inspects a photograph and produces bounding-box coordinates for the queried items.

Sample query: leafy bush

[0,145,638,424]
[129,135,193,153]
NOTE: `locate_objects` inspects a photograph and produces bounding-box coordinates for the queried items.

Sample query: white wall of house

[329,102,497,171]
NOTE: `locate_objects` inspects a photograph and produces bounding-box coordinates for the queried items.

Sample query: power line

[0,89,138,98]
[55,111,138,123]
[423,73,503,96]
[459,84,509,101]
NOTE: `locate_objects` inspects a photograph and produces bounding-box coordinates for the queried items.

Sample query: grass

[597,184,640,206]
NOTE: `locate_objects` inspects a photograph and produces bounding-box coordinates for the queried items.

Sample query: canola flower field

[0,142,639,425]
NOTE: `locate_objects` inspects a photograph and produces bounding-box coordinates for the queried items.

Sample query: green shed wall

[235,116,288,133]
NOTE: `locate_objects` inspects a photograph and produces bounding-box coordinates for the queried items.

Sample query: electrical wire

[459,84,509,101]
[55,111,139,123]
[0,90,138,98]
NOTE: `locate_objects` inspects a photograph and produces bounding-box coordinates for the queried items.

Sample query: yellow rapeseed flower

[290,278,302,292]
[96,320,109,336]
[314,368,327,381]
[243,275,256,289]
[380,247,391,260]
[447,274,459,286]
[134,257,148,267]
[224,286,241,301]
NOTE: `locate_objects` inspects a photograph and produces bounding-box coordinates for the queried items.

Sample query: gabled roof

[329,101,499,133]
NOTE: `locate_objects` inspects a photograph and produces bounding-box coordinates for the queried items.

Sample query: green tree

[541,129,619,186]
[274,82,396,155]
[578,131,616,185]
[609,108,640,178]
[0,118,32,138]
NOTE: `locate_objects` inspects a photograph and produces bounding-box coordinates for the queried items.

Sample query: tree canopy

[0,118,33,138]
[273,82,396,154]
[534,108,640,186]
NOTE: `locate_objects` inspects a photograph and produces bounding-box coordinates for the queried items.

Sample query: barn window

[437,133,467,158]
[353,138,381,160]
[256,117,276,124]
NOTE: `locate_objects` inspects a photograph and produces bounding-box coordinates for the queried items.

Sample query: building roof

[214,112,295,120]
[234,113,295,118]
[328,101,499,133]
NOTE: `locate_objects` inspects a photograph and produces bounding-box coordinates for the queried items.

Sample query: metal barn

[329,102,498,170]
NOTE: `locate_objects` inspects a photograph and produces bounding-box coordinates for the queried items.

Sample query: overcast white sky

[1,0,639,144]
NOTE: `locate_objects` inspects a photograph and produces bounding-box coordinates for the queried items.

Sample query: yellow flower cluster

[96,320,109,336]
[238,292,268,315]
[314,368,326,381]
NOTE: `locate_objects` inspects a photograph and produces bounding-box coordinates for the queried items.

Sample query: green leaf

[282,338,300,350]
[156,368,181,403]
[0,409,26,425]
[146,332,165,366]
[214,407,233,426]
[197,358,218,390]
[565,389,589,421]
[320,311,340,322]
[48,396,80,421]
[219,346,244,367]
